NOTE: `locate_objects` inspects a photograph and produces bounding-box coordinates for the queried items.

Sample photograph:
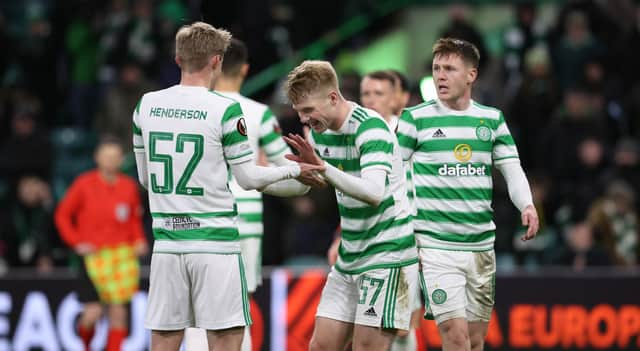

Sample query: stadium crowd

[0,0,639,275]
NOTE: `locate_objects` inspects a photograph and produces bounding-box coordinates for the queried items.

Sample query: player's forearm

[230,161,300,191]
[260,179,310,197]
[322,162,386,206]
[497,161,533,212]
[134,150,149,189]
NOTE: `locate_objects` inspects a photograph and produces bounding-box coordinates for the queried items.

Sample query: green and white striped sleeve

[397,109,418,162]
[221,102,254,165]
[356,117,393,174]
[259,108,290,162]
[492,112,520,165]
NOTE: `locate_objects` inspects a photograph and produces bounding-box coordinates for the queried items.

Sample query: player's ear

[211,54,222,70]
[467,67,478,85]
[174,55,181,68]
[240,63,249,78]
[328,90,339,106]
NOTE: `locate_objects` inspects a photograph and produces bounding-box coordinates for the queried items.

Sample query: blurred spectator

[0,104,52,182]
[121,0,161,77]
[96,0,132,85]
[502,1,547,90]
[154,0,187,86]
[588,180,638,266]
[564,138,608,216]
[581,59,626,143]
[440,4,488,70]
[551,10,604,90]
[602,139,640,206]
[539,87,604,192]
[549,221,611,270]
[509,44,560,169]
[95,60,157,151]
[0,176,56,273]
[65,4,99,128]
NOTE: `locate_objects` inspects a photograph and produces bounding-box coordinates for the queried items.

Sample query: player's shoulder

[402,99,439,119]
[470,101,502,120]
[207,90,240,109]
[218,92,269,118]
[353,106,390,134]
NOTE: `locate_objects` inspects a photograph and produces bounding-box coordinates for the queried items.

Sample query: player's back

[218,92,290,239]
[133,85,253,253]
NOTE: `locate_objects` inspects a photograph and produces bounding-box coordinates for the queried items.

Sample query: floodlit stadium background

[0,1,639,350]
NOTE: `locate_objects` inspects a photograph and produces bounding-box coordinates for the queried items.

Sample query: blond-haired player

[284,60,419,351]
[133,22,321,351]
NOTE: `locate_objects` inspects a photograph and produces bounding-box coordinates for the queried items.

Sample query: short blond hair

[285,60,339,104]
[175,22,232,73]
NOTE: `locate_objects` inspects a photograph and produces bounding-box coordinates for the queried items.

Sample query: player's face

[393,82,410,114]
[292,92,335,133]
[95,144,124,174]
[432,53,476,106]
[360,77,395,119]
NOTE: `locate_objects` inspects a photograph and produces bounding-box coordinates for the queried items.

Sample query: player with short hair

[184,38,305,351]
[133,22,320,351]
[284,60,419,351]
[397,38,539,351]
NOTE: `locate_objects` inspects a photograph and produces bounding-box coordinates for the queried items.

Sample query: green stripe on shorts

[383,268,399,328]
[419,272,434,320]
[238,255,252,325]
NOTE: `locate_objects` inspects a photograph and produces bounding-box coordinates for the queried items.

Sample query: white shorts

[144,252,252,331]
[316,263,419,331]
[419,248,495,325]
[239,237,262,293]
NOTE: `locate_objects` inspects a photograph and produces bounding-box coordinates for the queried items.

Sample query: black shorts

[76,263,100,303]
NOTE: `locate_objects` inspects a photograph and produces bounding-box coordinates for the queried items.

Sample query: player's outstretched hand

[297,162,327,188]
[283,133,322,166]
[520,204,539,241]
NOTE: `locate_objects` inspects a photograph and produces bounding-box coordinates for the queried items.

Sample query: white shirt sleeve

[260,179,310,197]
[322,161,386,207]
[134,149,148,190]
[496,162,533,212]
[230,160,300,191]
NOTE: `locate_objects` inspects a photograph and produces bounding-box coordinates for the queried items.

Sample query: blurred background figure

[0,175,56,274]
[549,221,611,271]
[54,136,148,351]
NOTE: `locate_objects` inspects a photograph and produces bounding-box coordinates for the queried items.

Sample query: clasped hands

[283,133,327,188]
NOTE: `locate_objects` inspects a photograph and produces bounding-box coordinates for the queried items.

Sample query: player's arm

[132,99,148,189]
[223,103,322,191]
[230,160,302,191]
[256,109,312,195]
[283,118,391,207]
[396,108,418,161]
[493,111,538,240]
[324,164,386,207]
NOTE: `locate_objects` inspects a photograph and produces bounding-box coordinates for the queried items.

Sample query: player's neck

[441,91,471,111]
[215,77,242,93]
[330,99,353,131]
[180,70,214,89]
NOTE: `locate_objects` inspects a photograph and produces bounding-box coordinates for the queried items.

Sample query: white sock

[184,327,208,351]
[241,326,252,351]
